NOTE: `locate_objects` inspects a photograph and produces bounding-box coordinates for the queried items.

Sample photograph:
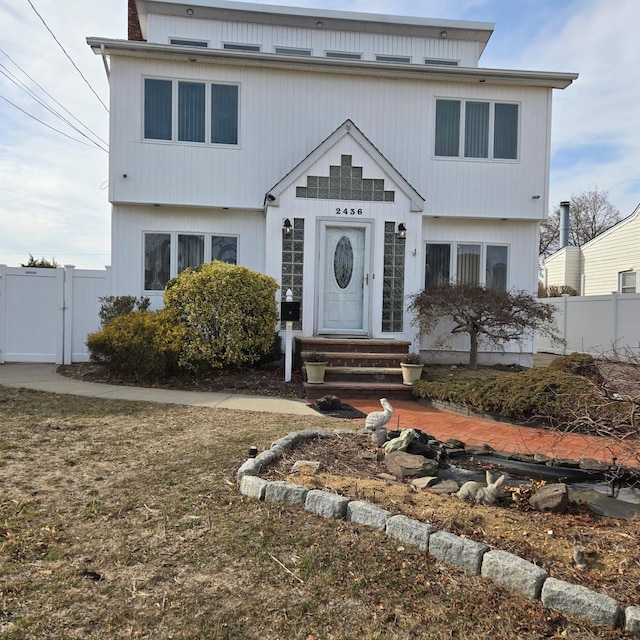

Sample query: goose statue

[364,397,394,432]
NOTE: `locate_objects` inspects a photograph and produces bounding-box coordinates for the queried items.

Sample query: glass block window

[280,218,304,330]
[296,155,395,202]
[382,221,405,332]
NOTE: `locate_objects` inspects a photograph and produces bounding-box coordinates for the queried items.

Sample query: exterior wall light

[283,218,293,236]
[397,223,407,239]
[186,8,194,15]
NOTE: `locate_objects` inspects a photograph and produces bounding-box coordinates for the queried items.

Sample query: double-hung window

[144,232,238,291]
[620,270,637,293]
[144,78,239,145]
[435,99,519,160]
[424,242,509,291]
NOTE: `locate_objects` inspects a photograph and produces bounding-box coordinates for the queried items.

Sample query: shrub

[86,309,186,380]
[98,295,151,327]
[548,352,603,382]
[163,261,279,371]
[413,378,487,406]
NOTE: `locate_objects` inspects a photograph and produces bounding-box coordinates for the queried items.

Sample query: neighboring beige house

[542,203,640,295]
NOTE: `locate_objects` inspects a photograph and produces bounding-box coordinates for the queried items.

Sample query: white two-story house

[88,0,576,366]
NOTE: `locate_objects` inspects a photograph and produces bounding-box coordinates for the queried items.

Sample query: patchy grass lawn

[0,385,632,639]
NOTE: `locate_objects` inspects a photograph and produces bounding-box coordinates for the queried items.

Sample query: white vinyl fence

[537,293,640,356]
[0,265,111,364]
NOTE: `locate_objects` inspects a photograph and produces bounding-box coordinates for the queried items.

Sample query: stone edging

[236,429,640,637]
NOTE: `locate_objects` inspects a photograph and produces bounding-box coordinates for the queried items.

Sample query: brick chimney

[128,0,144,41]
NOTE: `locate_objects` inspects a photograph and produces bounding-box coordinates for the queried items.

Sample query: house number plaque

[335,208,364,216]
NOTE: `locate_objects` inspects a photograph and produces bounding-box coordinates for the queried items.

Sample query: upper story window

[425,242,508,291]
[435,99,519,160]
[144,78,239,145]
[425,58,459,67]
[326,51,362,60]
[170,38,208,47]
[376,54,411,63]
[275,46,312,56]
[223,43,260,52]
[619,270,637,293]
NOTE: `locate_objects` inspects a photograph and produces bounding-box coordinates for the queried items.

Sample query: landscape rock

[385,451,439,480]
[625,606,640,635]
[427,480,460,494]
[481,550,548,599]
[347,501,391,530]
[541,577,621,628]
[371,428,388,446]
[292,460,321,474]
[429,531,488,575]
[305,490,349,519]
[411,476,439,489]
[385,515,435,551]
[264,481,309,506]
[529,483,569,513]
[570,488,640,521]
[239,475,268,500]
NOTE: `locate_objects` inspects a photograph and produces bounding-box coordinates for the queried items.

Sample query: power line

[0,93,107,151]
[25,0,109,113]
[0,45,109,148]
[0,65,108,152]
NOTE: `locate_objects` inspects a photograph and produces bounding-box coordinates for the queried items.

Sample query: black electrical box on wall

[280,301,300,322]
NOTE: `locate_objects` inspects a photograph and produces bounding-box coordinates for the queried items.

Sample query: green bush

[86,310,186,380]
[548,352,603,383]
[163,261,279,371]
[98,295,151,327]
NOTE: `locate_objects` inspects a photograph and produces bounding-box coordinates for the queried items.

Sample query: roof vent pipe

[559,201,570,248]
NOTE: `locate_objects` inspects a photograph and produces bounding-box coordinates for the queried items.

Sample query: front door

[318,222,371,334]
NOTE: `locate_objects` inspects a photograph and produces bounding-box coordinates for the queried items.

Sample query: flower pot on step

[305,361,327,384]
[401,363,424,386]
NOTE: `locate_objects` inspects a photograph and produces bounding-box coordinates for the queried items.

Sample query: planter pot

[305,362,327,384]
[401,363,424,386]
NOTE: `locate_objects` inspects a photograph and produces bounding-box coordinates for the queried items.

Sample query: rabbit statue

[456,470,506,505]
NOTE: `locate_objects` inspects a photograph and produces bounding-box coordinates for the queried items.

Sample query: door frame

[316,219,373,336]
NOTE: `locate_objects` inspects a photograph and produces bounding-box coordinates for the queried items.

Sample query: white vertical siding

[110,56,551,221]
[148,15,480,65]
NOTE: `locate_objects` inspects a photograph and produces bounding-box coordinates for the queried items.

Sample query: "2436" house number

[336,208,364,216]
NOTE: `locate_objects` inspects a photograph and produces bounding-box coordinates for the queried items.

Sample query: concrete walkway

[0,363,318,416]
[1,363,637,467]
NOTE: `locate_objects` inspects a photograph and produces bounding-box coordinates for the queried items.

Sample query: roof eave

[87,38,578,89]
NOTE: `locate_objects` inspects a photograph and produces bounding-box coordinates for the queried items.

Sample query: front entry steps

[295,337,416,401]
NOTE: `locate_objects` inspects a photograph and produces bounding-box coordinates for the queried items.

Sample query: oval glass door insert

[334,235,354,289]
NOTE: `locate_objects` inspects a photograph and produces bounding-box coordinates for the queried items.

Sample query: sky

[1,0,639,269]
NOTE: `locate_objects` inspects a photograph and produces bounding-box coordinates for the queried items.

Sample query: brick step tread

[304,382,412,391]
[297,338,411,347]
[304,381,414,400]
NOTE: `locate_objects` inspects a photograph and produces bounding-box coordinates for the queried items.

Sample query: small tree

[21,254,58,268]
[408,283,562,371]
[163,261,279,370]
[539,188,620,258]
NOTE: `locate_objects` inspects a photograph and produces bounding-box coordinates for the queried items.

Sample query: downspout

[559,200,570,248]
[100,44,110,82]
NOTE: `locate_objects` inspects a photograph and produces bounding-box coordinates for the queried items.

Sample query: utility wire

[0,93,107,151]
[0,65,108,152]
[25,0,109,113]
[0,45,108,148]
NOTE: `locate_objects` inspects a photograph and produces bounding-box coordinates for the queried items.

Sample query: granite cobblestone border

[237,429,639,636]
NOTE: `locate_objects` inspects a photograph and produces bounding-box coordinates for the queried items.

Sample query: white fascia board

[87,38,578,89]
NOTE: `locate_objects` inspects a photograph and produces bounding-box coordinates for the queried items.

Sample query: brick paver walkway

[345,398,639,469]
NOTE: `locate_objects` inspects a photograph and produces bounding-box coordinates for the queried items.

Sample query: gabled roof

[266,119,425,213]
[580,201,640,251]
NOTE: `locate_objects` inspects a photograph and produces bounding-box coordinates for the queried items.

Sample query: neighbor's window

[435,99,519,160]
[275,46,312,56]
[376,54,411,63]
[223,43,260,52]
[425,242,508,290]
[144,78,239,145]
[170,38,208,47]
[620,270,637,293]
[326,51,362,60]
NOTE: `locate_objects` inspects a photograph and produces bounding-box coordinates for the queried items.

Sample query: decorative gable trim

[266,119,424,212]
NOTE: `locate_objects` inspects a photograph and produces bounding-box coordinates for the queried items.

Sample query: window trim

[424,241,510,290]
[142,76,240,147]
[619,270,637,294]
[434,97,520,161]
[143,231,239,292]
